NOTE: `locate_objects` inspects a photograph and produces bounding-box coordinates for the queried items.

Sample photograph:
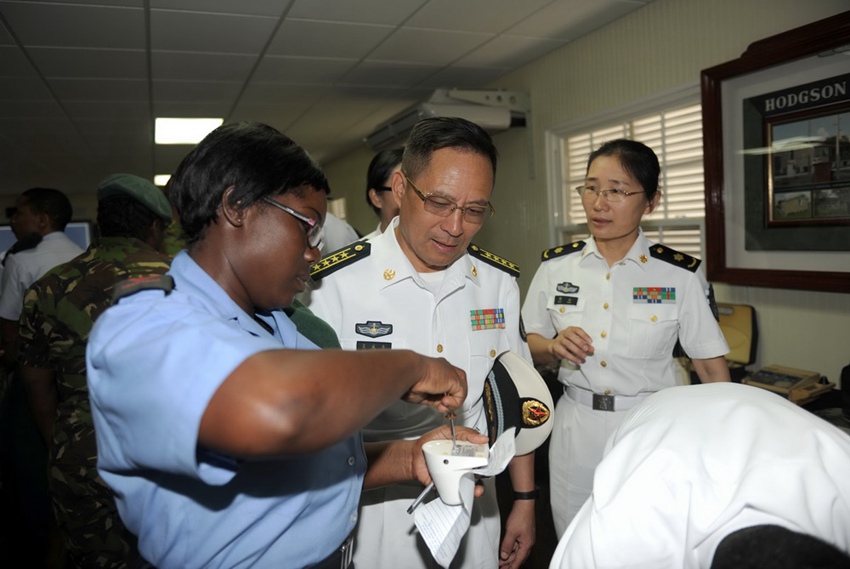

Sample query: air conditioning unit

[364,88,529,151]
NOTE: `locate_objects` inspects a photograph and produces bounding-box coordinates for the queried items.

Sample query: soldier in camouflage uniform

[17,174,173,568]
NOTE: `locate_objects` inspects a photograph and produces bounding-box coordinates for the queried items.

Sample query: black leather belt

[309,532,354,569]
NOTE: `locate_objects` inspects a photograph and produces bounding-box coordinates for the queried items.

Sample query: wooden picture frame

[701,11,850,293]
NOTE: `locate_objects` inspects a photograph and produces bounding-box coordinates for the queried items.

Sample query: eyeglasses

[404,175,495,224]
[262,197,324,250]
[575,185,645,203]
[373,186,393,193]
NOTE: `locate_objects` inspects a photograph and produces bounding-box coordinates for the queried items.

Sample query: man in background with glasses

[309,117,537,569]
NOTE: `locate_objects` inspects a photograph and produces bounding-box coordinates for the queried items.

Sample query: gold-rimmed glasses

[575,185,644,203]
[404,175,494,224]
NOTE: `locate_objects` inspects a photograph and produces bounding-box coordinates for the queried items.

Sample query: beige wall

[325,0,850,385]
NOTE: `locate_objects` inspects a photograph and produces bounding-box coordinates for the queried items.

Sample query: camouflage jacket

[19,236,169,412]
[17,236,171,565]
[18,236,171,451]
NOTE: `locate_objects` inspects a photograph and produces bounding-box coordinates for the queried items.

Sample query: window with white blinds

[555,102,706,258]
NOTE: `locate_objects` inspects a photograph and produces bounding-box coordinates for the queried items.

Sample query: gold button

[604,389,611,395]
[601,361,607,368]
[489,349,496,357]
[601,331,607,338]
[651,315,658,322]
[605,273,611,280]
[603,303,609,310]
[436,344,443,353]
[559,307,565,313]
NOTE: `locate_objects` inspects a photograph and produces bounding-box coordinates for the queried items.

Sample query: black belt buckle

[340,535,354,569]
[592,393,615,411]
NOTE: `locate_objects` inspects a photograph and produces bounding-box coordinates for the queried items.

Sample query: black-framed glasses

[575,185,645,203]
[262,197,324,250]
[373,185,393,193]
[404,175,494,224]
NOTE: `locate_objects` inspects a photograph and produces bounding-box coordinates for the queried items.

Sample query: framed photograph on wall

[701,11,850,293]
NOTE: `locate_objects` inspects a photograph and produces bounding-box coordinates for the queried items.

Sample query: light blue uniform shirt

[87,252,365,568]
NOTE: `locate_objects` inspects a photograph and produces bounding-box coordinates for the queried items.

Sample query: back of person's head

[21,187,73,231]
[711,525,850,569]
[587,139,660,202]
[401,117,498,182]
[96,174,173,241]
[167,121,330,247]
[366,147,404,214]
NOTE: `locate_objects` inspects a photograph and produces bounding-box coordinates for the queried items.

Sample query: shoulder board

[467,244,520,278]
[310,241,371,280]
[649,244,701,272]
[541,241,585,262]
[112,274,174,303]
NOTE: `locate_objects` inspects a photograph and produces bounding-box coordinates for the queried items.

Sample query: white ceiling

[0,0,653,197]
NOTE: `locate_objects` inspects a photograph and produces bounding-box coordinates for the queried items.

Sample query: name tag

[356,341,392,350]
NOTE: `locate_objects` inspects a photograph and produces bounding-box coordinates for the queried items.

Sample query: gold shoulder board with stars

[541,241,585,262]
[310,242,371,280]
[649,243,700,273]
[467,244,520,278]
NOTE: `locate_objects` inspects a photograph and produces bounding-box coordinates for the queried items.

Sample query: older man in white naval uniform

[309,117,537,569]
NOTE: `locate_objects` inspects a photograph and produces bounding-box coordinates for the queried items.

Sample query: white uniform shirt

[550,382,850,568]
[521,230,728,396]
[309,219,531,440]
[0,231,83,320]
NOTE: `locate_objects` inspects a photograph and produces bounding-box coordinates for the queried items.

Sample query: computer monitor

[0,221,92,253]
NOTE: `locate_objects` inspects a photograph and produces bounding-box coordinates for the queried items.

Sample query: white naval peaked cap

[483,351,555,455]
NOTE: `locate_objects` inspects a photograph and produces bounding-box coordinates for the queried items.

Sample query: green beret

[97,174,172,221]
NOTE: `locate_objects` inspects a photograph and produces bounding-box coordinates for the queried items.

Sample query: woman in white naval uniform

[521,139,731,536]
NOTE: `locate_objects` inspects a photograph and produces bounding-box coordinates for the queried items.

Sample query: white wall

[323,0,850,385]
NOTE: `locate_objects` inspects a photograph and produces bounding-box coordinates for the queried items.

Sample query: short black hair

[711,525,850,569]
[401,117,498,182]
[96,195,160,241]
[167,122,330,247]
[21,187,73,230]
[366,148,404,214]
[586,139,660,202]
